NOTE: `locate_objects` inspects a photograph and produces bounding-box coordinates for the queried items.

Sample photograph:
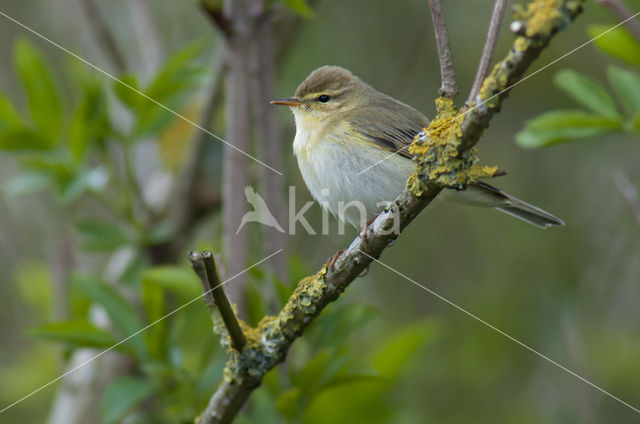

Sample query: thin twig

[598,0,640,42]
[427,0,458,98]
[80,0,127,72]
[200,251,247,351]
[467,0,508,105]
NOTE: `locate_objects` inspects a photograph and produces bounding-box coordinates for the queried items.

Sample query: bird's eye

[317,94,330,103]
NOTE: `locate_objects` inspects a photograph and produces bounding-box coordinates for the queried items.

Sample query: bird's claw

[326,249,345,273]
[359,217,377,244]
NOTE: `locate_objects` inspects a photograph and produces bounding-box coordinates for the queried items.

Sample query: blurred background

[0,0,639,423]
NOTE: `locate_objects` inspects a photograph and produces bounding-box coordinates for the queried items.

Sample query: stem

[80,0,127,72]
[190,251,247,351]
[598,0,640,42]
[467,0,508,105]
[427,0,458,98]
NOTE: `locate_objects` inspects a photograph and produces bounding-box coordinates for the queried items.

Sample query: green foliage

[607,65,640,117]
[516,110,621,148]
[516,24,640,148]
[75,275,148,358]
[130,42,208,138]
[14,38,63,140]
[588,25,640,65]
[553,69,621,118]
[141,265,201,299]
[0,127,53,151]
[74,219,131,252]
[241,297,439,424]
[282,0,314,18]
[29,320,121,350]
[101,377,155,424]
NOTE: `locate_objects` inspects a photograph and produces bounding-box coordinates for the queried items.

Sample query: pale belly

[294,130,413,227]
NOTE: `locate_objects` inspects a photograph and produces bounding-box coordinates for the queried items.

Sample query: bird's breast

[292,120,413,227]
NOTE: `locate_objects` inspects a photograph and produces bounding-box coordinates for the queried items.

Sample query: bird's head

[271,66,372,126]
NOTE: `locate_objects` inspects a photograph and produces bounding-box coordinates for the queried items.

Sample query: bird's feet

[326,249,345,273]
[359,264,370,278]
[359,217,377,244]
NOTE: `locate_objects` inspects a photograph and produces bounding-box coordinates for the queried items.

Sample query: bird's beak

[270,97,303,107]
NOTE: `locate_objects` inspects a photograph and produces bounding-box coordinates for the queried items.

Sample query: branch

[598,0,640,42]
[190,251,247,350]
[196,1,585,423]
[427,0,457,98]
[80,0,127,72]
[467,0,508,105]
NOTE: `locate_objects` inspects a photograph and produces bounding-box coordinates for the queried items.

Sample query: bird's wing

[347,98,429,159]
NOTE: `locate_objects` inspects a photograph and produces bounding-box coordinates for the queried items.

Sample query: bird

[271,65,563,230]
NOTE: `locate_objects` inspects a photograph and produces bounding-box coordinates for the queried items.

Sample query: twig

[189,251,247,351]
[427,0,458,98]
[200,0,234,36]
[467,0,508,105]
[80,0,127,72]
[195,2,585,423]
[598,0,640,42]
[614,169,640,228]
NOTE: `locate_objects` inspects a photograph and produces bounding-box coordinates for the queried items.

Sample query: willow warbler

[271,65,563,229]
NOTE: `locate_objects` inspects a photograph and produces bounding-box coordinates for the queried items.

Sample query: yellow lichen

[523,0,563,37]
[514,36,530,52]
[407,97,501,192]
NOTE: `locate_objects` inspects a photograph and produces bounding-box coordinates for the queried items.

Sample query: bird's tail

[448,182,564,229]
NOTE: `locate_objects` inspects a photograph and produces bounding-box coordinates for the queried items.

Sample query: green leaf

[29,320,120,349]
[133,43,208,138]
[607,65,640,117]
[553,69,620,118]
[0,95,23,130]
[371,320,438,378]
[70,81,109,161]
[14,38,62,140]
[113,74,142,111]
[74,218,130,251]
[142,278,166,359]
[74,275,146,359]
[275,387,301,419]
[0,126,55,151]
[589,25,640,65]
[283,0,314,17]
[303,378,389,424]
[141,266,201,299]
[4,172,51,196]
[101,377,155,424]
[295,350,330,391]
[310,303,378,349]
[58,167,109,205]
[245,280,267,327]
[515,110,622,148]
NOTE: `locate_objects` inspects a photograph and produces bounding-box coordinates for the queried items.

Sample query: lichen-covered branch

[427,0,458,98]
[196,1,585,423]
[468,0,508,105]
